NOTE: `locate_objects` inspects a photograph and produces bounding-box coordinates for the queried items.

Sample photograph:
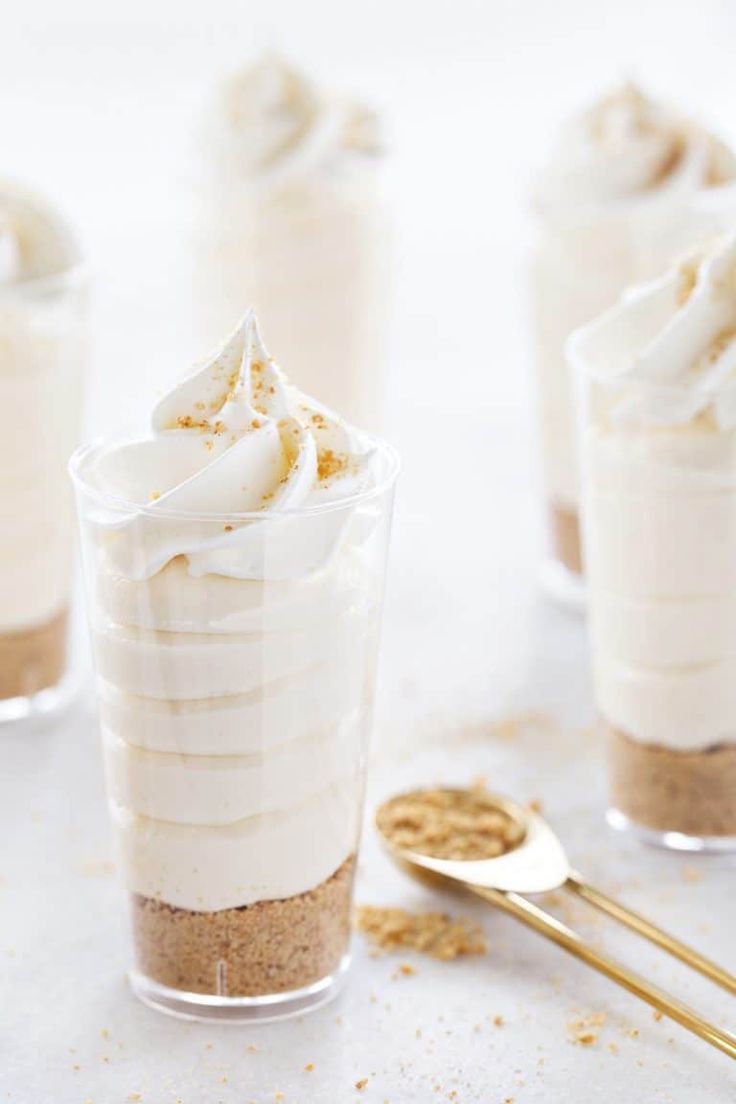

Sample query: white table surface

[1,3,735,1101]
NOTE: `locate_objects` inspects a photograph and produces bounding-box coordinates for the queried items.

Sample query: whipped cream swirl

[88,312,379,581]
[207,53,379,186]
[537,83,736,219]
[571,235,736,430]
[0,180,80,283]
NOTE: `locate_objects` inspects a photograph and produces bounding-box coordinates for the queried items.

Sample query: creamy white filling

[103,710,363,825]
[112,780,360,911]
[97,549,370,634]
[88,311,387,911]
[93,615,373,701]
[0,293,84,634]
[594,654,736,751]
[576,235,736,751]
[98,651,371,756]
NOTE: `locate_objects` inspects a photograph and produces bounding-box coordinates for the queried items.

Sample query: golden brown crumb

[355,906,486,960]
[224,524,233,532]
[376,788,525,861]
[398,963,415,976]
[149,490,160,501]
[355,1079,369,1091]
[568,1012,606,1046]
[176,414,212,430]
[305,1063,314,1072]
[676,260,699,306]
[493,1015,505,1027]
[317,449,349,482]
[127,1095,142,1102]
[652,1010,663,1022]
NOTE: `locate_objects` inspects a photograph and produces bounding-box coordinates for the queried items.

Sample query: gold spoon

[375,787,736,1060]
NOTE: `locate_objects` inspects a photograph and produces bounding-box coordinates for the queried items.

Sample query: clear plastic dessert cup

[70,436,398,1021]
[572,317,736,853]
[0,239,87,724]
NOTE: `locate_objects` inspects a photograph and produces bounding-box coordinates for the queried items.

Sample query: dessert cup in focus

[0,181,87,722]
[71,312,398,1019]
[193,54,388,431]
[572,235,736,850]
[531,83,736,603]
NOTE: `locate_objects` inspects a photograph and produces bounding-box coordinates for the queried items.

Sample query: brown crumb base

[131,856,355,997]
[607,726,736,837]
[0,609,67,700]
[551,503,582,576]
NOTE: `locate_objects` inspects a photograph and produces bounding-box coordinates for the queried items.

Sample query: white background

[1,2,735,1102]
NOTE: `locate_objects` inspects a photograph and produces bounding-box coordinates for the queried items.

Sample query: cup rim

[69,434,401,522]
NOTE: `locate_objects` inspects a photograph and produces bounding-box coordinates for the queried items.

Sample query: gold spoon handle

[566,871,736,995]
[469,884,736,1060]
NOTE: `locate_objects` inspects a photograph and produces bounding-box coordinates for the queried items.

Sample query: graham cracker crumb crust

[377,788,525,861]
[132,856,354,997]
[355,906,486,960]
[0,609,67,699]
[607,725,736,837]
[551,503,582,576]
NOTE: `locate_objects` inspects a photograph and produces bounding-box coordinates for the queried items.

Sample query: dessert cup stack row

[3,61,736,1023]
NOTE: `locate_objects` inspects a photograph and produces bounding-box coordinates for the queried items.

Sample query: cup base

[0,670,78,728]
[538,558,586,614]
[606,807,736,853]
[128,953,351,1023]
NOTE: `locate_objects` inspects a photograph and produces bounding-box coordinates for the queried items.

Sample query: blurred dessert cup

[193,54,389,431]
[531,83,736,603]
[0,181,87,722]
[572,235,736,849]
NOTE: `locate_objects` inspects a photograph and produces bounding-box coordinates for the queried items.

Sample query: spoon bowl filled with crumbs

[376,787,736,1060]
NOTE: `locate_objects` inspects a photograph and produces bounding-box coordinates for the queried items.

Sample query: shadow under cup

[70,438,398,1020]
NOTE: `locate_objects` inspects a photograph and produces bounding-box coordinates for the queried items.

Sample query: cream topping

[85,312,378,580]
[0,221,19,283]
[537,83,736,219]
[0,180,80,282]
[207,53,379,186]
[570,235,736,430]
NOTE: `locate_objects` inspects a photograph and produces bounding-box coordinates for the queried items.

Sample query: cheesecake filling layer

[575,235,736,832]
[81,312,386,918]
[0,182,84,698]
